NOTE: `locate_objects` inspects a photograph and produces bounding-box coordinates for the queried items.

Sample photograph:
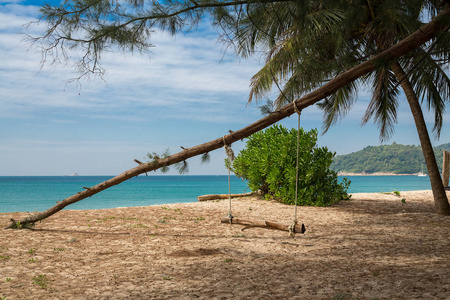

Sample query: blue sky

[0,0,449,176]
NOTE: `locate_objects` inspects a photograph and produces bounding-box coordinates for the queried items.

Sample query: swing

[220,100,306,237]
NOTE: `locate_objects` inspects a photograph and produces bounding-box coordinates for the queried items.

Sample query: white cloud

[0,7,261,124]
[0,0,26,4]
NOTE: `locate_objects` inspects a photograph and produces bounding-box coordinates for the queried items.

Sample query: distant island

[331,142,450,175]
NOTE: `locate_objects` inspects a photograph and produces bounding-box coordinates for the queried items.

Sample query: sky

[0,0,449,176]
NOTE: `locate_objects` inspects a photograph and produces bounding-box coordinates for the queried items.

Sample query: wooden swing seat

[221,217,306,234]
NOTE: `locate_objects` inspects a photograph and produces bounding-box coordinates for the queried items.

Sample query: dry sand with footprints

[1,190,450,299]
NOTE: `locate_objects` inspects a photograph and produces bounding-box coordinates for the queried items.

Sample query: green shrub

[231,124,350,206]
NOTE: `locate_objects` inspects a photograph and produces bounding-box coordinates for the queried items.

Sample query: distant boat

[418,166,427,177]
[70,173,80,176]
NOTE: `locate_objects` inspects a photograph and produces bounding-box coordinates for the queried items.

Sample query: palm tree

[222,0,450,214]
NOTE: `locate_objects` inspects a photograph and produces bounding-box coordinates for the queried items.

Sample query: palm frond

[362,66,400,142]
[428,31,450,64]
[237,2,346,104]
[317,80,358,134]
[406,50,450,137]
[305,8,345,34]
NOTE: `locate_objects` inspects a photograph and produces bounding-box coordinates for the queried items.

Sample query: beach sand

[1,190,450,299]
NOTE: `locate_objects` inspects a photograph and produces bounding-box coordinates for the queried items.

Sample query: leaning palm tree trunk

[390,61,450,215]
[4,6,450,229]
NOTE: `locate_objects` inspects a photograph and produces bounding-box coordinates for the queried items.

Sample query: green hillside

[331,142,450,174]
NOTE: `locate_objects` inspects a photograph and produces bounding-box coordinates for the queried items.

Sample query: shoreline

[338,172,425,176]
[0,173,427,177]
[0,189,435,215]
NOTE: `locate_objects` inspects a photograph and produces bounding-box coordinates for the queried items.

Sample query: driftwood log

[221,217,306,234]
[4,9,450,229]
[198,192,258,201]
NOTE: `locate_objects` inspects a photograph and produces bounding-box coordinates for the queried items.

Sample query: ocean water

[0,175,432,213]
[342,175,431,193]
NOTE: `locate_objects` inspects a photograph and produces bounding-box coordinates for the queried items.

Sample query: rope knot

[293,100,302,115]
[288,219,297,238]
[227,211,234,224]
[223,136,235,163]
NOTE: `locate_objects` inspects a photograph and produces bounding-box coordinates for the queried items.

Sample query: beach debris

[197,192,259,202]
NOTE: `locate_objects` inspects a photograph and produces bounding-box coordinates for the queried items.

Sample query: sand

[1,190,450,299]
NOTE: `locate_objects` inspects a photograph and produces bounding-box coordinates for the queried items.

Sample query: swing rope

[289,100,302,237]
[223,136,235,224]
[222,100,304,236]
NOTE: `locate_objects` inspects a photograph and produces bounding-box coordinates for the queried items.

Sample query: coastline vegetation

[331,142,450,175]
[231,125,350,206]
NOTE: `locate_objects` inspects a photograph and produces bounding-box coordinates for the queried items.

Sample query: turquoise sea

[0,175,432,213]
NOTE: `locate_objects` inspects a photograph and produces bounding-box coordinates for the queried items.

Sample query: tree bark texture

[390,61,450,215]
[220,217,306,233]
[4,6,450,229]
[443,151,450,187]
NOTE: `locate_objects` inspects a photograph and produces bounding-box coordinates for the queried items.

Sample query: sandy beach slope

[1,190,449,299]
